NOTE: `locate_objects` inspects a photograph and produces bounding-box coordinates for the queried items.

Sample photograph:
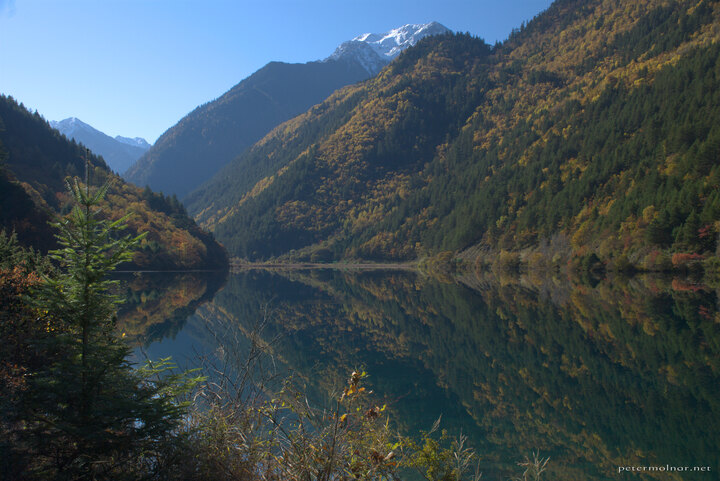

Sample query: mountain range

[5,0,720,272]
[124,22,450,199]
[326,21,451,75]
[50,117,151,174]
[184,0,720,269]
[0,95,226,270]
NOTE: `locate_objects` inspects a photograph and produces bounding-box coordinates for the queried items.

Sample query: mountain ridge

[1,95,227,270]
[124,22,450,199]
[50,117,151,174]
[115,135,151,149]
[186,0,720,269]
[326,22,451,75]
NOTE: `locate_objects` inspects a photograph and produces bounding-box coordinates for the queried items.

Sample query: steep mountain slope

[0,167,55,252]
[50,117,150,174]
[125,22,449,199]
[188,0,720,266]
[0,95,227,270]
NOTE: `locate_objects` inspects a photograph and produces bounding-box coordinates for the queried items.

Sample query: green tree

[14,176,198,480]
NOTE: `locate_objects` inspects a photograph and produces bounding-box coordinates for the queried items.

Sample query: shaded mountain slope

[188,0,720,265]
[125,23,450,200]
[0,168,55,252]
[187,33,491,258]
[50,117,150,174]
[125,58,374,198]
[0,95,227,270]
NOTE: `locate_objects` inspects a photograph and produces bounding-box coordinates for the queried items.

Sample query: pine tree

[17,172,199,480]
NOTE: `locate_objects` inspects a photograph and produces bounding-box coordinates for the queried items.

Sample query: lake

[116,268,720,481]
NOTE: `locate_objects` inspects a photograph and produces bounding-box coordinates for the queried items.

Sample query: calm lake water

[116,269,720,481]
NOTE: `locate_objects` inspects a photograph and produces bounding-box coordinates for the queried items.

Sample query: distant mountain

[124,22,449,199]
[115,135,151,149]
[186,0,720,268]
[50,117,151,174]
[1,95,226,270]
[327,21,451,75]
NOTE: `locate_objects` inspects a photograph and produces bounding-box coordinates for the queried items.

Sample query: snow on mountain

[50,117,98,138]
[354,22,451,59]
[115,136,151,149]
[328,41,390,76]
[50,117,151,174]
[327,22,451,75]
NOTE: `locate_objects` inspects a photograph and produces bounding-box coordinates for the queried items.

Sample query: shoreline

[229,260,418,271]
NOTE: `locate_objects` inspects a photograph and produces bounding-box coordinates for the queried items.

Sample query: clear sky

[0,0,552,143]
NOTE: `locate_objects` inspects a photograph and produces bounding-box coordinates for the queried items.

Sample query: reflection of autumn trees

[115,272,226,345]
[455,271,720,479]
[206,269,720,481]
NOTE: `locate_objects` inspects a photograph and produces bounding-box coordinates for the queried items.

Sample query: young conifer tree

[23,168,198,480]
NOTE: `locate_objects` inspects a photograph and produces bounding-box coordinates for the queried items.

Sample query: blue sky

[0,0,552,143]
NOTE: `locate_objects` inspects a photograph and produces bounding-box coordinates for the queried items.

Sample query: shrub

[176,369,492,481]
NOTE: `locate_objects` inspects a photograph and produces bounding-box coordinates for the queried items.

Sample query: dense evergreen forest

[187,0,720,271]
[0,95,227,269]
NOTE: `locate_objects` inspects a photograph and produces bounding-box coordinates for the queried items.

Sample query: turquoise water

[119,269,720,480]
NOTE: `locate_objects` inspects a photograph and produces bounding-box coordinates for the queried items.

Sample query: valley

[2,1,720,479]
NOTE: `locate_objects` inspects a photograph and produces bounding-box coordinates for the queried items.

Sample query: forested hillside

[125,58,374,199]
[188,0,720,268]
[0,95,227,270]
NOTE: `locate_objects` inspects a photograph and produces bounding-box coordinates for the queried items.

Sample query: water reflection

[118,268,720,480]
[114,270,227,346]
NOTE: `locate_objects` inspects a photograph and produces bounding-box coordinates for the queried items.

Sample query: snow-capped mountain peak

[326,21,451,75]
[50,117,98,138]
[352,22,451,59]
[50,117,151,174]
[115,136,151,149]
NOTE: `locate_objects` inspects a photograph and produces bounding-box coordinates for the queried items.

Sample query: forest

[0,94,227,270]
[3,0,720,479]
[184,0,720,274]
[125,58,378,199]
[1,177,543,480]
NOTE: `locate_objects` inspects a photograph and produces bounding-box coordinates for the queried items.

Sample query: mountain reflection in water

[117,268,720,481]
